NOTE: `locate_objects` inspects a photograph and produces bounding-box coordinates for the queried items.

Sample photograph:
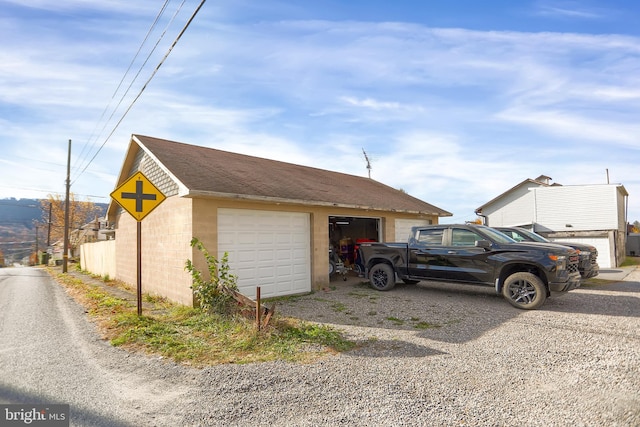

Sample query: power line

[0,185,108,199]
[76,0,187,177]
[72,0,206,185]
[73,0,172,175]
[0,202,40,208]
[0,241,37,245]
[10,154,66,168]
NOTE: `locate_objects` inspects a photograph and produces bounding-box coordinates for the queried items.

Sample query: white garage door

[395,219,433,242]
[218,208,311,298]
[551,237,612,269]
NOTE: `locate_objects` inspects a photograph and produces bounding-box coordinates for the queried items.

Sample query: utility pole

[34,224,39,264]
[47,202,52,246]
[44,202,52,265]
[63,139,71,273]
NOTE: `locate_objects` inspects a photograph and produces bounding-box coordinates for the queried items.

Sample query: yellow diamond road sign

[111,171,166,221]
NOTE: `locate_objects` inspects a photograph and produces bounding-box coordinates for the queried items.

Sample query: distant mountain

[0,198,108,265]
[0,198,42,227]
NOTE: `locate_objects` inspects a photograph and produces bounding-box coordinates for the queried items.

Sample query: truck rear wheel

[502,272,547,310]
[369,263,396,291]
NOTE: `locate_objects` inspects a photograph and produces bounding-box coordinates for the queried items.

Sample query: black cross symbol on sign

[121,180,157,212]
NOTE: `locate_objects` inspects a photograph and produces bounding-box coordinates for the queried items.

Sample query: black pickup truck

[358,224,582,310]
[494,226,599,279]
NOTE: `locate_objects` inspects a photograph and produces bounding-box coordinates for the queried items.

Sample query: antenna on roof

[362,148,372,178]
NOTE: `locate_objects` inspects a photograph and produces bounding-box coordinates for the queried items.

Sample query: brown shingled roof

[134,135,451,216]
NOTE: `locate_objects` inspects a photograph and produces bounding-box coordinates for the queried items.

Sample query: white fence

[79,240,116,279]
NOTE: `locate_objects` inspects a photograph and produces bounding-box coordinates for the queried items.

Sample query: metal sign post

[137,221,142,315]
[111,172,166,315]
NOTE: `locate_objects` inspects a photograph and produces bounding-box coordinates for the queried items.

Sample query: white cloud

[1,2,639,221]
[340,97,402,111]
[1,0,158,15]
[496,108,640,148]
[533,1,611,20]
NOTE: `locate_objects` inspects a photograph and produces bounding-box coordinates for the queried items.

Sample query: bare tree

[40,193,103,256]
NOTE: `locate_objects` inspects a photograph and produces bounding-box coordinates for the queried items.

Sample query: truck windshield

[482,227,517,244]
[517,228,549,243]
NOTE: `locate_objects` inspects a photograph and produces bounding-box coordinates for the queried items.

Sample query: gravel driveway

[5,267,638,426]
[176,272,640,426]
[209,271,640,426]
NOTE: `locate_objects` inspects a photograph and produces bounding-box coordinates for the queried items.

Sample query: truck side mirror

[475,240,492,250]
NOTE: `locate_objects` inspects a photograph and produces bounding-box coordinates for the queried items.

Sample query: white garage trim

[218,208,311,298]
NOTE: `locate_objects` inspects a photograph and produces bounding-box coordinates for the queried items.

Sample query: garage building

[107,135,451,305]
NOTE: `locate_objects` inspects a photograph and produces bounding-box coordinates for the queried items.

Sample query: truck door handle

[447,251,456,254]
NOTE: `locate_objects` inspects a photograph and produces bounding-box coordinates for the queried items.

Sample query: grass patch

[581,257,638,287]
[267,294,305,303]
[621,256,640,267]
[581,278,615,287]
[331,302,347,312]
[354,281,372,289]
[347,290,375,299]
[345,289,380,303]
[386,316,405,325]
[48,269,355,367]
[144,293,169,304]
[413,321,441,330]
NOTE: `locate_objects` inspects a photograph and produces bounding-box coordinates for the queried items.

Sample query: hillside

[0,198,108,265]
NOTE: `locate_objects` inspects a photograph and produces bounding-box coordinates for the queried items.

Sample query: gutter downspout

[476,213,488,226]
[532,188,538,231]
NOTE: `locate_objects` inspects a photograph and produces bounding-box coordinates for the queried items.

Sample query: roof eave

[185,190,451,216]
[476,178,551,214]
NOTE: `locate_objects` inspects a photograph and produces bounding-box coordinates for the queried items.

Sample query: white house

[475,175,629,268]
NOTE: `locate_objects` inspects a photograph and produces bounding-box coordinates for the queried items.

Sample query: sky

[1,0,639,224]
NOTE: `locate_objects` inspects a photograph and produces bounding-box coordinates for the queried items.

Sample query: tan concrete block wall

[79,240,116,279]
[190,198,219,279]
[115,197,194,306]
[311,212,330,289]
[114,212,137,288]
[143,196,194,305]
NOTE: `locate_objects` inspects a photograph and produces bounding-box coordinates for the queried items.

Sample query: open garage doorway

[329,216,380,279]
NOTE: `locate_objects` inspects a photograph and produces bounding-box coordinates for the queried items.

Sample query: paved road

[0,267,190,427]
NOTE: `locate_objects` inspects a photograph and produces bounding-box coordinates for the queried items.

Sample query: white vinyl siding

[218,208,311,299]
[483,184,541,227]
[534,185,620,231]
